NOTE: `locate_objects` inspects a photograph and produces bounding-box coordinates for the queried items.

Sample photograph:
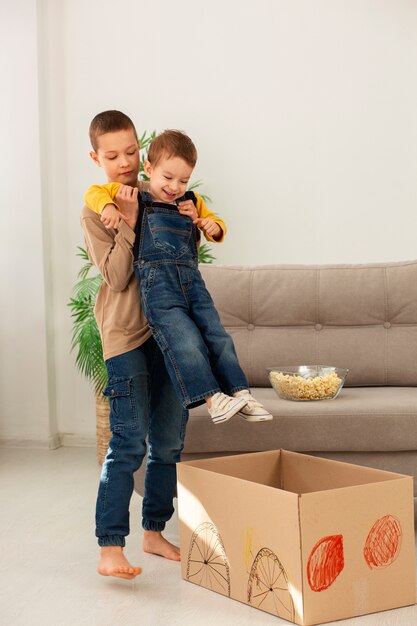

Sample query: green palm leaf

[68,247,108,395]
[198,243,216,264]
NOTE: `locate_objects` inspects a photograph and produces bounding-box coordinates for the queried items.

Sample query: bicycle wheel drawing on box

[247,547,295,622]
[186,521,231,596]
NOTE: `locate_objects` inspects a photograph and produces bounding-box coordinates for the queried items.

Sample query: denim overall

[133,192,248,409]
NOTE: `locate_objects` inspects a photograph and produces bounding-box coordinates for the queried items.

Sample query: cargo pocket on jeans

[103,378,136,431]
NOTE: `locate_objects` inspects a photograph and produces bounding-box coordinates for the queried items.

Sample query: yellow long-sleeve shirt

[84,183,226,243]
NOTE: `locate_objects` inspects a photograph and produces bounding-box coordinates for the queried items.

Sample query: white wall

[0,0,57,445]
[62,0,417,266]
[2,0,417,444]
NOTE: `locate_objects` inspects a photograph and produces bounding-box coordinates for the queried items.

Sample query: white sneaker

[208,392,248,425]
[234,389,273,422]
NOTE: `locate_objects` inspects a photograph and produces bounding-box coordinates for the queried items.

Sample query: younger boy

[85,130,273,424]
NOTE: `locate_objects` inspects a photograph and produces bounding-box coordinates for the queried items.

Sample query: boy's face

[144,155,193,203]
[90,128,140,187]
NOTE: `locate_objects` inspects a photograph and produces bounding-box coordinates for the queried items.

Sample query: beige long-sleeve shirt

[80,205,151,360]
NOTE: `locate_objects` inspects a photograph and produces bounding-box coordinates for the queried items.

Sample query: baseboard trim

[0,435,61,449]
[60,433,95,448]
[49,433,62,449]
[0,432,95,449]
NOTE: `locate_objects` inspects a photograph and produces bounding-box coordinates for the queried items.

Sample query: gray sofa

[135,260,417,504]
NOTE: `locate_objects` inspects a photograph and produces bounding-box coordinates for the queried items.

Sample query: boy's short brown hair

[89,110,137,152]
[147,130,197,168]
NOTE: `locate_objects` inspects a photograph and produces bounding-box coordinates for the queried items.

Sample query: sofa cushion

[200,261,417,386]
[185,387,417,454]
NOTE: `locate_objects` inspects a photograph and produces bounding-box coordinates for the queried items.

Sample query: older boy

[85,130,273,423]
[82,110,188,580]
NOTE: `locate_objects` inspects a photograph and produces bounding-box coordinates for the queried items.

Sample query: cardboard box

[177,450,416,625]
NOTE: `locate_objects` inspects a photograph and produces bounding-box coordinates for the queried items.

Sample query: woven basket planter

[96,395,111,464]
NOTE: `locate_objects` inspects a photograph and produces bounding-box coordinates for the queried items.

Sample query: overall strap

[175,190,197,205]
[140,191,153,207]
[133,192,147,261]
[176,191,201,244]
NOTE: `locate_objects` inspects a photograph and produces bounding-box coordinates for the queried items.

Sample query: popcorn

[270,370,343,401]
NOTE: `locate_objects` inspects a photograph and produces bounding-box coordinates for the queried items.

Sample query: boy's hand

[101,204,121,229]
[177,199,198,222]
[116,184,139,231]
[194,217,222,240]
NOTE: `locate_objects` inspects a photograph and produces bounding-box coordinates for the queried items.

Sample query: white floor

[1,447,416,626]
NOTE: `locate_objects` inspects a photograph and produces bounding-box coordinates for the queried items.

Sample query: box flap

[179,450,283,489]
[281,450,411,494]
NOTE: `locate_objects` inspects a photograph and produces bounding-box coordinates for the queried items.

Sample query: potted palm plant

[68,131,215,462]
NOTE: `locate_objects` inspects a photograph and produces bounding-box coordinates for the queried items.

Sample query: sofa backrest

[200,260,417,387]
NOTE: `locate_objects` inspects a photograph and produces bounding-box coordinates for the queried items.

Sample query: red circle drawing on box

[363,514,402,569]
[307,535,344,592]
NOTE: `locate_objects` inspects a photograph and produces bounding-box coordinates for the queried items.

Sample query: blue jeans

[137,262,248,408]
[134,193,249,409]
[95,336,188,547]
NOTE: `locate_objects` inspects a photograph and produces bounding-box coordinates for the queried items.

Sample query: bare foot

[143,530,181,561]
[98,546,142,579]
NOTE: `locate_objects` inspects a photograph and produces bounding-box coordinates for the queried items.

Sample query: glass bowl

[267,365,349,401]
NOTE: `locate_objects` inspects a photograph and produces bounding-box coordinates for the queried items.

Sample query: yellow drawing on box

[241,527,255,569]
